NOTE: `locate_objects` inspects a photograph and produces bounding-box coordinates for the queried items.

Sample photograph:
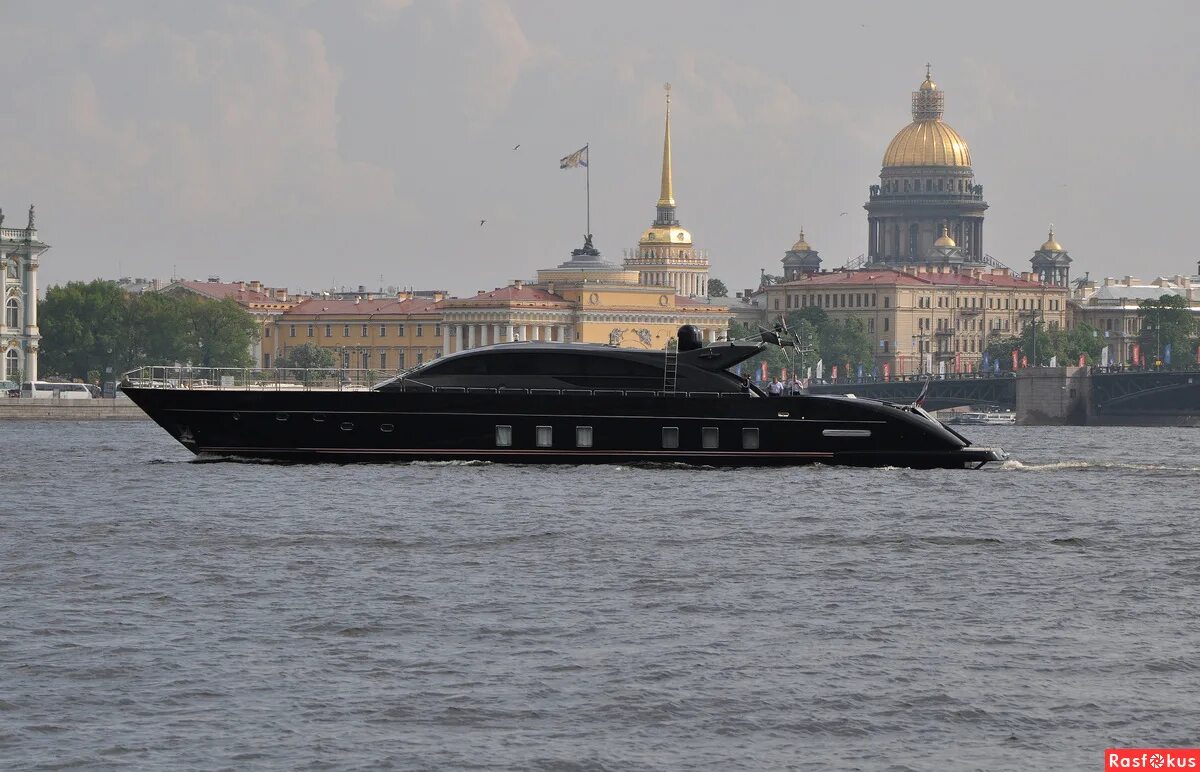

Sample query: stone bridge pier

[1014,367,1091,425]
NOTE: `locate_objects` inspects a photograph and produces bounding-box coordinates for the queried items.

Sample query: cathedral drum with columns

[0,206,49,383]
[865,67,989,265]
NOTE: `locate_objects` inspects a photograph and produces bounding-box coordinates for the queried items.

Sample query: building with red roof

[161,278,298,367]
[762,258,1068,376]
[268,291,447,371]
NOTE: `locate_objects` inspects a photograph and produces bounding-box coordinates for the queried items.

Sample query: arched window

[5,298,18,329]
[4,348,17,376]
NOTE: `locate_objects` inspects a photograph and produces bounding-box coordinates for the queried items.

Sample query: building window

[397,351,405,369]
[343,324,351,337]
[362,324,369,337]
[434,324,441,336]
[883,297,890,309]
[325,324,332,337]
[380,352,387,370]
[662,426,679,449]
[289,324,296,338]
[883,318,890,332]
[882,340,889,352]
[495,425,512,447]
[416,352,424,365]
[379,325,387,337]
[868,319,874,333]
[4,298,16,329]
[264,326,271,338]
[576,426,593,448]
[742,428,760,450]
[398,324,405,336]
[536,426,553,447]
[702,426,719,449]
[263,353,271,368]
[416,324,424,337]
[307,324,314,337]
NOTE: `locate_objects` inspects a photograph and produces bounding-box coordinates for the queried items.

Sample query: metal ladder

[662,337,679,395]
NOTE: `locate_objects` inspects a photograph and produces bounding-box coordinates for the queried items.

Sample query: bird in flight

[513,144,520,150]
[480,219,487,226]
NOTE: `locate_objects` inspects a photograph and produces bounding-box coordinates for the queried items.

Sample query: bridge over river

[809,368,1200,425]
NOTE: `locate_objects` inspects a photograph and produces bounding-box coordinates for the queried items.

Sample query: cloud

[2,5,400,227]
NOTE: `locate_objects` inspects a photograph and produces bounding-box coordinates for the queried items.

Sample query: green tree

[706,278,729,298]
[985,335,1022,370]
[819,317,875,373]
[1052,323,1104,365]
[184,297,258,368]
[283,342,336,369]
[40,282,260,378]
[1138,294,1195,364]
[39,280,129,380]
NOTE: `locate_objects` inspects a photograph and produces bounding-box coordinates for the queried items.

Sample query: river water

[3,421,1198,770]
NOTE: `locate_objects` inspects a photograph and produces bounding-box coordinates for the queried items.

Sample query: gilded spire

[657,82,675,207]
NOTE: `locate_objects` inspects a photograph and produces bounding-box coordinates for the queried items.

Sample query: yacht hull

[124,388,1004,469]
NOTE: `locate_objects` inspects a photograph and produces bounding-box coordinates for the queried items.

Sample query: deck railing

[122,366,390,391]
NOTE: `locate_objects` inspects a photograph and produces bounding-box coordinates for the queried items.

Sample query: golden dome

[640,225,692,245]
[791,229,811,251]
[882,67,971,168]
[1040,227,1063,251]
[933,224,956,248]
[883,120,971,168]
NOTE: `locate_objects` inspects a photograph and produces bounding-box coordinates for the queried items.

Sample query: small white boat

[950,411,1016,426]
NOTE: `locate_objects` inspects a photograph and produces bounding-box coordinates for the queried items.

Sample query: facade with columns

[622,84,711,299]
[441,237,731,356]
[1,206,48,382]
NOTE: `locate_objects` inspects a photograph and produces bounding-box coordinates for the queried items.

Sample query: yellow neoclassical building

[266,292,447,371]
[440,236,730,354]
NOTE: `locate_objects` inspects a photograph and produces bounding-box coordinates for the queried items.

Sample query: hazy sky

[4,0,1198,297]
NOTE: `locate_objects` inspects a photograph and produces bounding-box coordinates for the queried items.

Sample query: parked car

[20,381,95,399]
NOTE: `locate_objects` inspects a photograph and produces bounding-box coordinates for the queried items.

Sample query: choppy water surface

[3,421,1199,770]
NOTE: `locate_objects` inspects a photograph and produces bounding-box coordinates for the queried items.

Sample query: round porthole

[589,293,599,305]
[380,423,395,433]
[340,422,354,431]
[658,294,669,306]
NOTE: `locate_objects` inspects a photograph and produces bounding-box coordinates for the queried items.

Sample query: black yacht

[123,326,1004,468]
